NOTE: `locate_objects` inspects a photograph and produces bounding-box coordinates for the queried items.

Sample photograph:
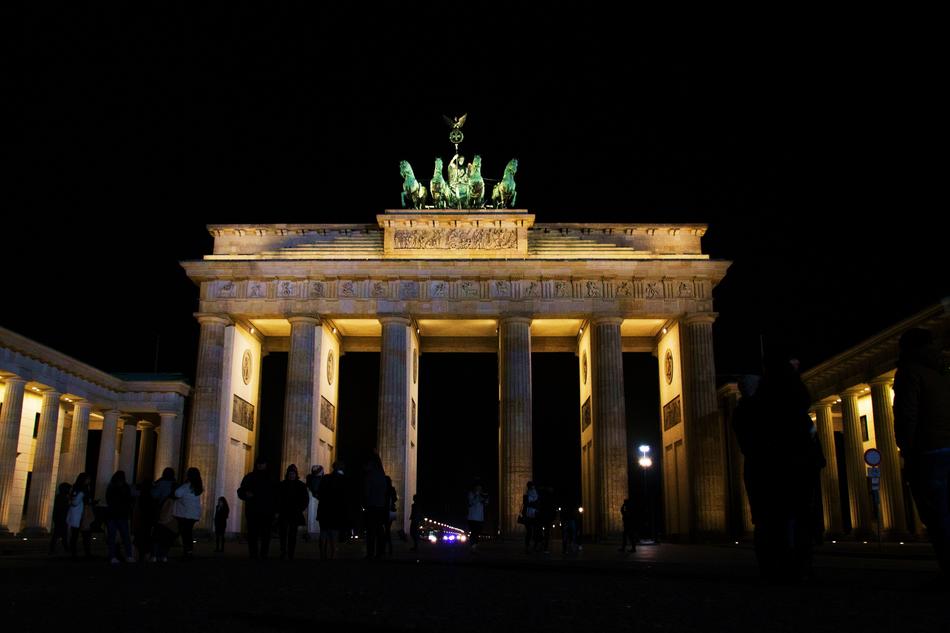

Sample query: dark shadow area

[624,353,662,538]
[258,352,287,470]
[417,353,497,530]
[335,352,380,476]
[532,353,582,514]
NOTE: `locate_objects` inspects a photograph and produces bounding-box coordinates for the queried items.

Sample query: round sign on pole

[864,448,882,466]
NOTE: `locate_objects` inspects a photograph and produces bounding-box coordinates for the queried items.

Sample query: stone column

[154,412,180,479]
[118,417,138,481]
[186,314,230,528]
[95,410,121,501]
[840,388,873,536]
[680,313,728,538]
[0,376,27,533]
[24,390,62,532]
[498,317,533,535]
[63,401,92,485]
[283,316,319,474]
[869,377,907,536]
[589,317,628,537]
[377,316,411,530]
[136,422,156,485]
[812,402,843,535]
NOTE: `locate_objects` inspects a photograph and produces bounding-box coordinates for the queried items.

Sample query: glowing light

[638,456,653,468]
[578,507,584,514]
[863,541,868,544]
[831,540,836,544]
[250,327,255,334]
[662,327,668,334]
[332,327,337,334]
[734,541,739,545]
[428,534,438,543]
[638,445,651,454]
[899,542,905,545]
[460,535,467,542]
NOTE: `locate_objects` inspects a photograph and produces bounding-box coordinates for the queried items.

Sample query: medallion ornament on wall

[327,350,335,386]
[242,350,252,385]
[582,350,588,385]
[665,349,674,385]
[413,348,418,384]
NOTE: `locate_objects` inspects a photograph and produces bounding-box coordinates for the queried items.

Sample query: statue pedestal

[377,210,534,259]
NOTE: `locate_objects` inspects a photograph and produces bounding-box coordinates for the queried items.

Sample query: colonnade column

[24,390,62,532]
[154,412,180,478]
[95,410,121,501]
[186,314,230,528]
[869,377,907,536]
[136,422,156,485]
[118,417,138,480]
[679,313,728,538]
[498,317,532,535]
[0,377,27,532]
[812,401,843,535]
[283,316,320,474]
[63,401,92,485]
[589,317,627,537]
[377,316,412,531]
[840,388,873,536]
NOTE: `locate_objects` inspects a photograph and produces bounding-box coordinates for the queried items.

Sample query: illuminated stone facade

[181,209,731,539]
[0,328,189,534]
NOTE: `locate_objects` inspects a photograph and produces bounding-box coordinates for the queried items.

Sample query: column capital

[840,386,866,398]
[810,398,837,412]
[498,315,533,326]
[681,312,718,326]
[158,411,178,421]
[137,421,154,430]
[194,313,232,327]
[72,400,92,412]
[40,389,62,401]
[287,315,321,326]
[102,409,122,418]
[120,415,138,427]
[589,316,624,327]
[868,376,895,388]
[1,376,27,386]
[378,315,412,327]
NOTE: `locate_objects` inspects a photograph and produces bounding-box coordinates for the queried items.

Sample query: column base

[19,526,50,537]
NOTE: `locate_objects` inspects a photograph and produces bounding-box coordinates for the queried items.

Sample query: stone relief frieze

[310,281,326,298]
[585,281,602,298]
[459,280,480,298]
[553,280,571,298]
[371,281,389,298]
[492,280,512,298]
[429,281,448,298]
[615,280,632,297]
[393,228,518,250]
[248,282,266,298]
[339,281,357,298]
[645,281,663,299]
[399,281,419,299]
[522,281,541,298]
[277,281,297,298]
[677,281,694,298]
[217,281,237,298]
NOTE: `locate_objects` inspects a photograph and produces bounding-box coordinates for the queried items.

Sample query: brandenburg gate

[181,205,731,540]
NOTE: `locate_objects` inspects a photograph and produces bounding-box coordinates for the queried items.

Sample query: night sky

[8,9,943,526]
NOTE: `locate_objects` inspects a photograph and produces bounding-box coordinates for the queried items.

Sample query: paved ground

[2,536,946,632]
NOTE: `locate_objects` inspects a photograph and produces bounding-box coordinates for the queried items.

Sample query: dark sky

[7,8,943,520]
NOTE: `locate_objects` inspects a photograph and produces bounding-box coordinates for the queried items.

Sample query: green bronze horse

[492,158,518,208]
[399,160,428,209]
[468,155,485,208]
[430,158,448,209]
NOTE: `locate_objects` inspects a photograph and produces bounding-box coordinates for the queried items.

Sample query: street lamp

[638,445,655,543]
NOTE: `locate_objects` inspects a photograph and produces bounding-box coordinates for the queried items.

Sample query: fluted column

[498,317,533,535]
[590,317,628,537]
[680,313,727,538]
[870,377,907,536]
[840,388,873,536]
[0,377,27,532]
[136,422,156,485]
[378,316,411,530]
[186,314,230,528]
[154,412,180,479]
[812,402,843,535]
[95,410,120,501]
[118,417,138,480]
[283,316,319,474]
[63,401,92,485]
[24,390,62,532]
